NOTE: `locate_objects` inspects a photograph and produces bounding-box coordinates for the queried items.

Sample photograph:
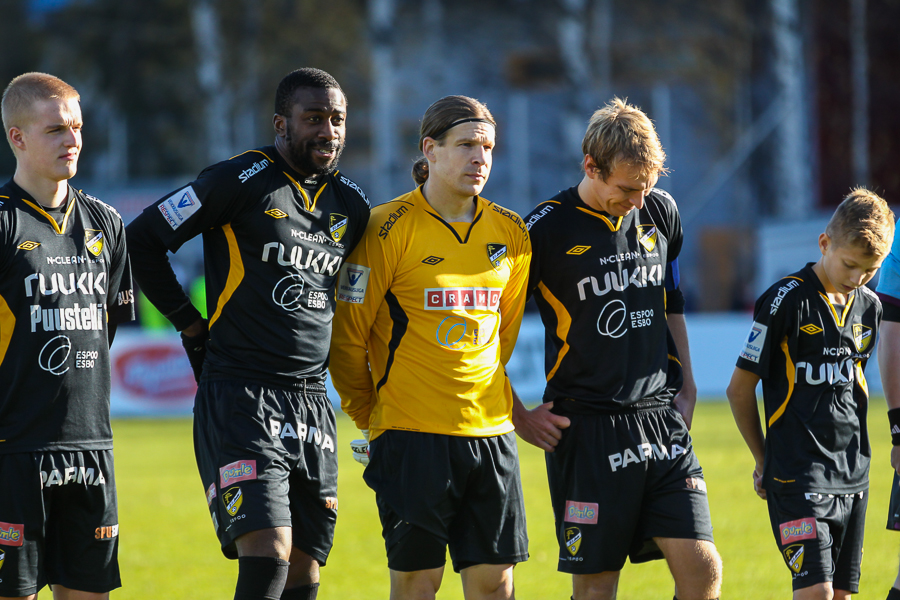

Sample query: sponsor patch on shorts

[158,186,201,230]
[564,501,599,524]
[206,482,217,506]
[740,321,767,363]
[94,524,119,540]
[0,522,24,547]
[219,459,257,487]
[779,518,816,545]
[337,263,370,304]
[686,477,708,492]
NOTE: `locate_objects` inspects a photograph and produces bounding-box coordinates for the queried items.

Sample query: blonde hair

[582,97,667,180]
[2,72,80,149]
[411,95,496,186]
[826,187,895,256]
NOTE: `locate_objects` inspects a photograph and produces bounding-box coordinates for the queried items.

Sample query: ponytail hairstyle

[411,95,496,185]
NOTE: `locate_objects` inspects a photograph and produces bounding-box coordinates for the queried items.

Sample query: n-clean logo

[800,324,823,335]
[266,208,288,219]
[637,225,658,252]
[853,324,872,352]
[329,213,347,242]
[85,229,104,256]
[17,241,40,251]
[487,243,507,269]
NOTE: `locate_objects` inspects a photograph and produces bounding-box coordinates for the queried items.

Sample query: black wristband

[889,408,900,446]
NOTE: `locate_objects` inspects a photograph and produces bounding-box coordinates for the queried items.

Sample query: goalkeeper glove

[180,326,209,383]
[350,429,370,466]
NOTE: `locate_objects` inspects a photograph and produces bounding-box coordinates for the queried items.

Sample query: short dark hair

[274,68,344,116]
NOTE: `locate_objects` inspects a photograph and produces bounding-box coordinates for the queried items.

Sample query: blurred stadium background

[3,0,900,595]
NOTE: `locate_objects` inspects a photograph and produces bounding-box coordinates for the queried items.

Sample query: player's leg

[460,563,515,600]
[654,538,721,600]
[572,572,620,600]
[828,492,866,600]
[389,567,445,600]
[791,582,836,600]
[49,587,108,599]
[887,471,900,599]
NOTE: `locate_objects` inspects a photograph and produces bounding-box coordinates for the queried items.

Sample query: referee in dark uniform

[514,98,722,600]
[126,68,370,600]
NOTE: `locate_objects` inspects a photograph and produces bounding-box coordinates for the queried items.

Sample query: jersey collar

[5,179,77,235]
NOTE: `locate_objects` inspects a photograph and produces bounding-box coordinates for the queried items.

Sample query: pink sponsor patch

[0,521,24,547]
[564,501,599,524]
[206,483,217,506]
[779,518,817,545]
[219,460,257,487]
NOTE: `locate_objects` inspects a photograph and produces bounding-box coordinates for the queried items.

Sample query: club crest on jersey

[783,544,805,573]
[17,241,40,251]
[84,229,104,256]
[223,487,243,516]
[637,225,657,252]
[329,213,348,242]
[800,324,823,335]
[487,243,507,269]
[853,324,872,352]
[565,527,582,556]
[0,548,4,570]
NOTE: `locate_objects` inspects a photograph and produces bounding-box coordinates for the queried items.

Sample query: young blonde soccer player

[727,189,895,600]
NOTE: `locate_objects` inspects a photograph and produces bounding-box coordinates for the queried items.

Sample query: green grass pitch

[110,401,899,598]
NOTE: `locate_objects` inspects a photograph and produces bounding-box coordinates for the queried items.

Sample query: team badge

[487,243,507,269]
[637,225,658,252]
[84,229,104,256]
[853,324,872,352]
[565,527,582,556]
[17,241,40,251]
[800,324,823,335]
[0,549,4,571]
[223,487,243,517]
[265,208,288,219]
[329,213,348,242]
[783,544,805,573]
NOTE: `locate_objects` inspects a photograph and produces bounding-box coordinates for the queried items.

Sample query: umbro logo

[265,209,288,219]
[422,256,444,265]
[18,241,40,251]
[567,245,590,255]
[800,324,823,335]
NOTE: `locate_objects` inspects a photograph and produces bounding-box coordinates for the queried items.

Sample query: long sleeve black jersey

[525,186,684,411]
[737,263,879,494]
[0,180,135,453]
[126,146,370,388]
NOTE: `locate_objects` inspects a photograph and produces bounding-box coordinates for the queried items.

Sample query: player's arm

[726,366,766,499]
[877,304,900,474]
[105,212,136,348]
[667,310,697,428]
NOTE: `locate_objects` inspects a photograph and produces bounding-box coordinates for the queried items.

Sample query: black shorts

[0,450,120,597]
[545,404,714,574]
[767,490,867,593]
[194,379,338,564]
[888,471,900,531]
[364,430,528,573]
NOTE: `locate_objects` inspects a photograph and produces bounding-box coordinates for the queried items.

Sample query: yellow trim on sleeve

[668,354,682,367]
[0,293,15,366]
[21,198,76,235]
[856,362,868,397]
[538,282,572,382]
[208,224,244,328]
[768,336,795,427]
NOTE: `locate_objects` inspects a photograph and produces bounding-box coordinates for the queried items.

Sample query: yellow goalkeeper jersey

[329,187,531,439]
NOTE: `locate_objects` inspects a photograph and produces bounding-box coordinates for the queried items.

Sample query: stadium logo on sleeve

[17,241,40,251]
[0,522,24,547]
[739,322,767,363]
[159,186,201,230]
[329,214,348,242]
[265,208,288,219]
[223,487,243,516]
[564,501,599,524]
[779,518,816,545]
[636,225,658,252]
[219,460,257,487]
[84,229,104,256]
[565,527,582,556]
[487,244,507,270]
[783,544,805,573]
[800,324,823,335]
[566,245,591,255]
[852,324,872,352]
[337,263,370,304]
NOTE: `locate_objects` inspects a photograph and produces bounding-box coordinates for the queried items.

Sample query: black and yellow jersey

[525,186,684,411]
[0,180,135,453]
[126,145,370,388]
[736,263,879,494]
[329,187,531,439]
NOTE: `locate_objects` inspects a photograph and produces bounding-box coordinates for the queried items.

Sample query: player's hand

[180,320,209,383]
[512,402,571,452]
[892,445,900,475]
[350,429,370,466]
[673,384,697,430]
[753,466,766,500]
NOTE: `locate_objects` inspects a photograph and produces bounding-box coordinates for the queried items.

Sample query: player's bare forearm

[668,313,697,428]
[878,321,900,410]
[511,388,570,452]
[726,367,767,498]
